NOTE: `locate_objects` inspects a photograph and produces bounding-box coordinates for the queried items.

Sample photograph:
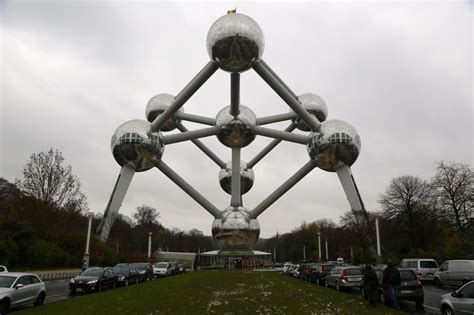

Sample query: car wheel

[34,292,46,306]
[125,279,129,286]
[335,282,340,291]
[434,278,443,288]
[442,306,454,315]
[1,298,11,313]
[98,284,103,292]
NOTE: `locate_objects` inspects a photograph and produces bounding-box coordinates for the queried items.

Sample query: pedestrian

[363,265,379,307]
[383,261,401,310]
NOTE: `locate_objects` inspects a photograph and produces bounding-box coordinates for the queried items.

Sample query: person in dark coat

[363,265,379,307]
[383,261,401,310]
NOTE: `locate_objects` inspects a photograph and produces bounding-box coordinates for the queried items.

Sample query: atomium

[97,10,367,255]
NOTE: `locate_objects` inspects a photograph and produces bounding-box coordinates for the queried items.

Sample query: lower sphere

[212,207,260,250]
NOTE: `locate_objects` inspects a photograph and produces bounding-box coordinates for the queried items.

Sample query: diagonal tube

[150,61,219,132]
[230,73,240,117]
[176,123,226,168]
[260,59,299,100]
[155,160,221,218]
[252,126,308,144]
[230,147,241,207]
[250,160,316,218]
[248,123,296,168]
[257,112,297,125]
[97,165,135,241]
[336,165,364,211]
[175,112,215,126]
[253,61,321,131]
[162,126,219,145]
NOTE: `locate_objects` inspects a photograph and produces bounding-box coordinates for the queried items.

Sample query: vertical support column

[317,232,322,261]
[375,216,382,263]
[148,232,152,261]
[325,238,329,261]
[231,147,242,207]
[230,73,240,117]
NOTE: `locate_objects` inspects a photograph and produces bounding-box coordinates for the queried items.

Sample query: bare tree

[432,161,473,247]
[378,176,432,248]
[16,148,88,213]
[340,210,374,261]
[133,205,160,227]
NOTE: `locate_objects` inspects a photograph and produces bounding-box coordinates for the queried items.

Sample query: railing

[35,270,82,282]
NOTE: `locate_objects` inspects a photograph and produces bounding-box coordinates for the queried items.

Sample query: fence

[35,270,82,282]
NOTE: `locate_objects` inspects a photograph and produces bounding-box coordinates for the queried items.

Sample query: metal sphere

[307,119,361,172]
[212,206,260,250]
[293,93,328,131]
[215,105,257,147]
[218,160,254,195]
[145,93,182,132]
[111,120,164,172]
[206,13,265,73]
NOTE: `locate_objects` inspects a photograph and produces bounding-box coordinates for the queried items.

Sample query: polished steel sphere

[145,93,182,132]
[293,93,328,131]
[212,206,260,250]
[111,120,164,172]
[307,119,361,172]
[215,105,257,147]
[206,13,265,73]
[218,160,254,195]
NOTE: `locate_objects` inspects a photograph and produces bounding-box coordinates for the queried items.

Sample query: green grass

[20,271,400,314]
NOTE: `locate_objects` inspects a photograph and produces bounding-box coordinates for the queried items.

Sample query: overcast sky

[1,1,472,238]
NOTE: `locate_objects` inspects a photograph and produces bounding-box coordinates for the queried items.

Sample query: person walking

[383,261,401,310]
[363,265,379,307]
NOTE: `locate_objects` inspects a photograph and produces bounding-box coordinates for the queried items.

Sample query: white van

[400,258,438,281]
[434,260,474,287]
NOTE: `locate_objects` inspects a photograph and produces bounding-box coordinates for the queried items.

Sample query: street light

[83,212,94,269]
[325,238,329,261]
[148,232,152,261]
[317,232,322,261]
[375,215,382,263]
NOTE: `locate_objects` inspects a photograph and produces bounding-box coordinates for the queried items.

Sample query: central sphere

[215,105,257,147]
[212,207,260,250]
[307,119,361,172]
[292,93,328,131]
[111,120,164,172]
[145,93,182,132]
[218,160,255,195]
[206,13,265,73]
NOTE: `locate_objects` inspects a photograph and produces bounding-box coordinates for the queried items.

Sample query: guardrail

[35,271,82,282]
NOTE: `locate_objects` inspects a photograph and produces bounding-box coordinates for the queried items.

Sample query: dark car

[131,263,154,282]
[177,264,186,274]
[113,264,140,286]
[69,267,117,293]
[364,268,424,306]
[309,263,336,285]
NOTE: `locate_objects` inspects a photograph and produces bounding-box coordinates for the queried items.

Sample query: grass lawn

[20,271,400,314]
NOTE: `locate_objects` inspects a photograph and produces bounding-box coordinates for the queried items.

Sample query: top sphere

[145,93,182,132]
[293,93,328,131]
[307,119,361,172]
[206,13,265,73]
[111,120,164,172]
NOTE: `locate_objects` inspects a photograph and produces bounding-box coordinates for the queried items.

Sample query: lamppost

[317,232,322,261]
[303,244,306,260]
[375,215,382,263]
[83,212,94,270]
[325,238,329,261]
[147,232,152,262]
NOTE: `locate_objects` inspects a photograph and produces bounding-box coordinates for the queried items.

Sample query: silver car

[440,280,474,315]
[0,272,46,313]
[325,266,363,291]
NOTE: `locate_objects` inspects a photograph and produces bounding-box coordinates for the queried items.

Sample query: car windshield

[0,276,16,288]
[132,263,147,270]
[420,261,437,268]
[156,263,168,268]
[81,268,103,277]
[114,266,129,272]
[323,265,334,271]
[400,270,417,281]
[346,268,362,276]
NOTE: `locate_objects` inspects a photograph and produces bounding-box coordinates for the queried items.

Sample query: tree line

[257,161,473,265]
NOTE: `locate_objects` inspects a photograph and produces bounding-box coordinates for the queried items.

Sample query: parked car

[69,267,117,293]
[300,263,317,282]
[131,263,154,281]
[400,258,439,281]
[309,263,336,285]
[325,266,363,291]
[0,272,46,313]
[282,262,293,274]
[362,267,424,306]
[0,266,8,273]
[290,264,301,278]
[284,264,296,276]
[153,262,173,278]
[113,264,140,286]
[434,260,474,288]
[177,264,186,274]
[440,280,474,315]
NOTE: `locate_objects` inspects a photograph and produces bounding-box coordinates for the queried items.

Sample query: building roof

[199,250,272,256]
[153,251,197,261]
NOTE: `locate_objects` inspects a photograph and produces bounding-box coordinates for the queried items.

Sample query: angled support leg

[257,112,297,125]
[155,160,221,218]
[150,61,219,132]
[97,165,135,241]
[336,165,364,211]
[250,160,317,218]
